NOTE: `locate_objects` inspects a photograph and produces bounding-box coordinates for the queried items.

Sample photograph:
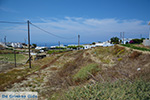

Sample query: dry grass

[129,51,142,59]
[0,53,62,91]
[50,67,58,71]
[1,46,150,99]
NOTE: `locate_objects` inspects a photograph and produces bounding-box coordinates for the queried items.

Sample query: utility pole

[14,50,16,67]
[27,20,31,68]
[78,35,80,50]
[123,32,124,44]
[120,32,122,44]
[4,36,6,45]
[58,41,60,47]
[148,22,150,40]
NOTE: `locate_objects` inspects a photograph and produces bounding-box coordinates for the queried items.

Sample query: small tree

[110,37,119,44]
[92,42,96,45]
[129,38,144,44]
[32,44,37,48]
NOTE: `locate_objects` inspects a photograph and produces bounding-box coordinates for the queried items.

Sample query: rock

[17,76,21,79]
[137,68,141,71]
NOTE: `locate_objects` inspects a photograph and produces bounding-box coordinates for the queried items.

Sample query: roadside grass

[0,54,59,91]
[64,80,150,100]
[121,44,150,52]
[0,50,14,54]
[0,65,38,90]
[0,54,28,63]
[73,63,100,82]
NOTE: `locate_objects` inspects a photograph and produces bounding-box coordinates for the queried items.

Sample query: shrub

[129,39,143,44]
[73,63,100,82]
[110,37,119,44]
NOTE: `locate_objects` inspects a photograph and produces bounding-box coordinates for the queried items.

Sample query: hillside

[0,45,150,99]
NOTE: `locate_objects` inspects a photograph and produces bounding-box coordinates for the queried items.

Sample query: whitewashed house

[35,46,45,50]
[95,43,103,47]
[11,43,23,48]
[102,43,114,47]
[82,45,91,49]
[121,38,133,44]
[143,39,150,46]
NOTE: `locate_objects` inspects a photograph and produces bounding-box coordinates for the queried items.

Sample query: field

[0,54,28,63]
[121,44,150,52]
[0,46,150,99]
[0,52,28,72]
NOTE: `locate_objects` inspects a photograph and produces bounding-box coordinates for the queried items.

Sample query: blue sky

[0,0,150,45]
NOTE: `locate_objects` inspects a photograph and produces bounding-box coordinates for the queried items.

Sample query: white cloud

[0,17,149,44]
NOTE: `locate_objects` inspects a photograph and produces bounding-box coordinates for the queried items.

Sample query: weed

[118,58,122,61]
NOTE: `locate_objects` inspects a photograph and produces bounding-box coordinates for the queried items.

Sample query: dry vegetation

[0,45,150,99]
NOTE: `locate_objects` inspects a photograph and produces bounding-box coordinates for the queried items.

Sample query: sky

[0,0,150,45]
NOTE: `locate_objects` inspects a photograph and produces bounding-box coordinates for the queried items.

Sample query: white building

[120,38,133,44]
[50,44,66,49]
[82,45,91,49]
[95,42,114,47]
[95,43,103,47]
[11,43,23,48]
[143,39,150,46]
[102,43,114,47]
[35,46,45,50]
[0,42,6,47]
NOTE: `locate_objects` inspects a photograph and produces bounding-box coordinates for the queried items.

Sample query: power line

[0,21,26,24]
[30,22,76,39]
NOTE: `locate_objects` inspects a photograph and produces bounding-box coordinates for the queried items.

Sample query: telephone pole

[14,50,16,67]
[27,20,31,68]
[148,22,150,40]
[58,41,60,47]
[78,35,80,50]
[4,36,6,45]
[120,32,122,44]
[123,32,125,44]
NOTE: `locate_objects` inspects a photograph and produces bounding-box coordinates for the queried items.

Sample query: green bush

[110,37,119,44]
[73,63,100,82]
[130,39,143,44]
[67,45,84,49]
[55,46,66,49]
[121,44,150,52]
[65,80,150,100]
[47,50,67,54]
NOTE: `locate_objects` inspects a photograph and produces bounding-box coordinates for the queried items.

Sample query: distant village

[1,37,150,51]
[0,36,150,62]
